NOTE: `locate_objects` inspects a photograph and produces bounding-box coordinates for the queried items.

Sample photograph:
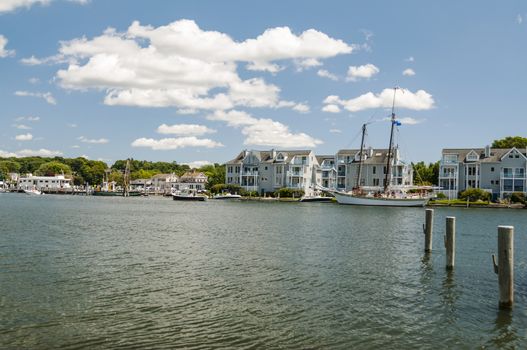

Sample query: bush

[459,188,491,202]
[241,190,259,197]
[274,188,304,198]
[510,192,526,204]
[435,192,447,199]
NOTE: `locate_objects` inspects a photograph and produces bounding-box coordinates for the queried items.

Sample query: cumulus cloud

[131,137,223,150]
[322,88,435,112]
[317,69,339,81]
[0,35,15,57]
[346,63,379,81]
[0,0,87,13]
[295,58,322,71]
[402,68,415,76]
[15,133,33,141]
[156,123,216,136]
[322,104,341,113]
[14,91,56,105]
[31,19,351,112]
[0,148,62,157]
[183,160,212,169]
[207,110,322,148]
[78,136,109,144]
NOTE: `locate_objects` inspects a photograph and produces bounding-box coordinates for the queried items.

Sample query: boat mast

[123,159,130,197]
[356,123,366,189]
[383,87,398,193]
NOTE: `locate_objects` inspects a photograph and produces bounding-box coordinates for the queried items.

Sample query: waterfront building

[439,146,527,200]
[17,174,72,190]
[225,149,320,196]
[336,147,413,192]
[150,173,179,193]
[316,155,337,190]
[175,171,208,192]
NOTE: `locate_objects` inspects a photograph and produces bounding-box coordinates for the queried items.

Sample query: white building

[150,173,179,193]
[173,171,208,192]
[439,146,527,200]
[18,174,72,190]
[225,149,320,196]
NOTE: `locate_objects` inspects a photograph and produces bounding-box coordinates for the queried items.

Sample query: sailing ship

[328,88,430,207]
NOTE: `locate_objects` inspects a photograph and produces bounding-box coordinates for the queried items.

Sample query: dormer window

[466,150,479,162]
[276,153,284,161]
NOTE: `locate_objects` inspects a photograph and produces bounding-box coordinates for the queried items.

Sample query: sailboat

[329,88,430,207]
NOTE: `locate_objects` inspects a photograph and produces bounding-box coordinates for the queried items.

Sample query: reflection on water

[0,194,526,349]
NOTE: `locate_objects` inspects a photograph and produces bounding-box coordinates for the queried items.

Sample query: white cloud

[36,19,351,112]
[383,116,424,125]
[14,91,56,105]
[0,0,87,13]
[405,56,415,62]
[131,137,223,150]
[14,115,40,122]
[80,154,90,159]
[183,160,212,168]
[346,63,379,81]
[71,145,80,148]
[322,88,435,112]
[295,58,322,71]
[0,35,15,57]
[29,77,40,84]
[207,110,322,148]
[12,123,31,129]
[402,68,415,76]
[0,148,62,157]
[67,123,77,128]
[292,103,310,113]
[156,123,216,136]
[78,136,109,144]
[517,14,523,24]
[15,133,33,141]
[317,69,338,81]
[329,128,342,133]
[322,104,341,113]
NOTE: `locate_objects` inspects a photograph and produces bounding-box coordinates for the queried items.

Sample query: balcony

[241,171,259,176]
[287,171,304,177]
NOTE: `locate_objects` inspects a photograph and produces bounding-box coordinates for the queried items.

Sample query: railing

[241,172,259,176]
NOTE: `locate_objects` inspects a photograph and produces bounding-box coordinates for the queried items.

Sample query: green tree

[35,161,72,176]
[0,160,21,180]
[108,170,124,186]
[412,161,439,185]
[491,136,527,149]
[459,188,491,202]
[199,163,225,190]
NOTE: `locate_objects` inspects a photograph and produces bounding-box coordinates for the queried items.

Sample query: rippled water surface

[1,194,527,349]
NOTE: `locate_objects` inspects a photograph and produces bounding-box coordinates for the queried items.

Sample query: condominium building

[439,146,527,200]
[336,147,413,192]
[18,174,72,190]
[225,149,320,195]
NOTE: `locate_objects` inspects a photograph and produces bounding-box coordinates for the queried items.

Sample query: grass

[431,199,490,206]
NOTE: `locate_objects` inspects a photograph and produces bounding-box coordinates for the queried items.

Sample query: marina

[1,194,526,348]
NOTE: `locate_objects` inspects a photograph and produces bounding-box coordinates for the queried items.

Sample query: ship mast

[123,159,130,197]
[356,123,367,189]
[383,87,398,193]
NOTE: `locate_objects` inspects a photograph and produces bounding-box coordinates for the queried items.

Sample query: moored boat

[299,195,333,202]
[24,187,43,195]
[172,190,207,201]
[332,190,428,207]
[213,193,241,200]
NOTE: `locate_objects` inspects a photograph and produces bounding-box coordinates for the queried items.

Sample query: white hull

[333,191,428,207]
[24,189,43,195]
[213,194,241,200]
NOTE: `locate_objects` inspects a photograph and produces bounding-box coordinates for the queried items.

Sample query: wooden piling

[423,209,434,252]
[492,226,514,309]
[444,216,455,269]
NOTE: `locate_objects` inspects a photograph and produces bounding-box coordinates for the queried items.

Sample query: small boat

[24,188,43,195]
[299,195,333,203]
[172,190,207,201]
[213,193,242,200]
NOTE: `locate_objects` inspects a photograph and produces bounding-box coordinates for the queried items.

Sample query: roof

[151,173,177,180]
[441,148,520,163]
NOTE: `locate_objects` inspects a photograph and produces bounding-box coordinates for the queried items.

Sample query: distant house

[439,146,527,200]
[18,174,72,190]
[176,171,208,192]
[150,173,179,193]
[130,178,152,191]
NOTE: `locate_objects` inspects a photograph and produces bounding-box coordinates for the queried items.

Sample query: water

[1,194,526,349]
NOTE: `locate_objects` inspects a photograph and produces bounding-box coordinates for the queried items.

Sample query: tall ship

[328,88,430,207]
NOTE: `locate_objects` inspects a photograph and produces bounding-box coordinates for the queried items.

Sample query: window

[264,166,268,170]
[373,167,376,174]
[373,178,379,186]
[491,167,494,172]
[383,166,387,174]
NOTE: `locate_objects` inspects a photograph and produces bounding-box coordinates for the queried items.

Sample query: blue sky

[1,0,526,166]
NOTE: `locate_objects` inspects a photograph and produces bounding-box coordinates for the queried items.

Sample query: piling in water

[444,216,456,269]
[423,209,434,252]
[492,225,514,309]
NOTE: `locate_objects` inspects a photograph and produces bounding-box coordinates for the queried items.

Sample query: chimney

[368,147,373,157]
[484,145,491,158]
